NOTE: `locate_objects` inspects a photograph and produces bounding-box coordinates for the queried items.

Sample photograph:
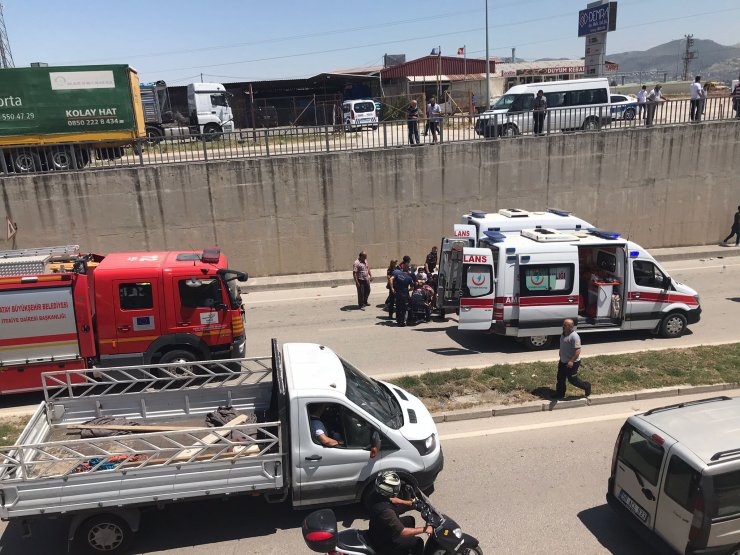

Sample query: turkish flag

[457,47,465,55]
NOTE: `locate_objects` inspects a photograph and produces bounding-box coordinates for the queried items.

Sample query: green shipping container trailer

[0,64,145,173]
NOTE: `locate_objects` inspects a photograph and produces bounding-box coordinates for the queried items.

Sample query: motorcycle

[302,484,482,555]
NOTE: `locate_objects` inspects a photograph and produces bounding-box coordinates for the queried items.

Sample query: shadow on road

[577,504,655,555]
[727,297,740,303]
[0,497,369,555]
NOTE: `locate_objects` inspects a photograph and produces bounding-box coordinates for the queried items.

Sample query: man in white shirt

[636,85,648,120]
[690,76,704,122]
[645,84,667,127]
[428,97,442,144]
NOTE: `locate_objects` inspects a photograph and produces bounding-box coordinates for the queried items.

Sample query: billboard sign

[578,2,617,37]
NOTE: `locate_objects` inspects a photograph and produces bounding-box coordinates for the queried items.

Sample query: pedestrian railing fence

[1,96,737,176]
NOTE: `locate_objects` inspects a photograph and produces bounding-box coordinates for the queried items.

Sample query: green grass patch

[0,417,29,445]
[390,344,740,411]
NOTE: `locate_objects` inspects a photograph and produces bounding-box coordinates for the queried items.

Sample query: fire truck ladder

[0,245,80,260]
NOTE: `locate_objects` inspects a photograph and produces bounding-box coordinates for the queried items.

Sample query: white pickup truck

[0,340,443,554]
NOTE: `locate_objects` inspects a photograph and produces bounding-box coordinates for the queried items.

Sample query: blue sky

[3,0,739,83]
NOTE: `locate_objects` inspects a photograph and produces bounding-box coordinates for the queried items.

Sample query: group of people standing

[353,247,440,327]
[406,98,442,145]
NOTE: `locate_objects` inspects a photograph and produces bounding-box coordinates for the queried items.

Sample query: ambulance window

[520,264,574,297]
[463,264,493,297]
[119,283,153,310]
[178,278,222,308]
[714,470,740,518]
[664,456,700,512]
[617,426,664,486]
[633,260,668,289]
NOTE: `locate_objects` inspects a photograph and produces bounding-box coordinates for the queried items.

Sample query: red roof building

[381,56,493,79]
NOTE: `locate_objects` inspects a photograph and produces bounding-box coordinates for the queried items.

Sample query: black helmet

[374,471,401,497]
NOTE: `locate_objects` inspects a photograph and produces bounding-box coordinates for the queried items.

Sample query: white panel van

[474,78,611,138]
[608,396,740,555]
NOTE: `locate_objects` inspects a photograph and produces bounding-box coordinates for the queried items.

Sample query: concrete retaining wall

[2,122,739,277]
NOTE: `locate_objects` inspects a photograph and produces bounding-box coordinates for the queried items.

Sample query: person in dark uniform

[367,471,431,555]
[407,100,421,145]
[385,258,399,318]
[723,205,740,246]
[392,257,414,327]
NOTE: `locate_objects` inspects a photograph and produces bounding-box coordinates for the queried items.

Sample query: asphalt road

[241,257,740,378]
[0,390,731,554]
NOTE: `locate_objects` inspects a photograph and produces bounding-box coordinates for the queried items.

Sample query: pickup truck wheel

[659,312,687,338]
[76,514,132,555]
[523,335,551,350]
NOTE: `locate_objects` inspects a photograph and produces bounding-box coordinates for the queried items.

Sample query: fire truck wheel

[523,335,551,350]
[158,349,198,365]
[75,514,132,555]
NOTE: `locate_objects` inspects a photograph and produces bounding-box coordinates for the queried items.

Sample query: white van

[474,78,611,137]
[437,208,701,349]
[342,99,378,131]
[608,396,740,555]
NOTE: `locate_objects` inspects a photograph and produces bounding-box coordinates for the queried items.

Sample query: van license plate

[618,489,649,524]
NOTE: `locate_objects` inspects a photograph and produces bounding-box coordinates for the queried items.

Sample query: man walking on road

[723,206,740,247]
[554,319,591,399]
[353,251,372,309]
[407,99,420,145]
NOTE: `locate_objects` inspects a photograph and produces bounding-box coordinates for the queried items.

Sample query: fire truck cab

[0,245,248,393]
[437,209,701,349]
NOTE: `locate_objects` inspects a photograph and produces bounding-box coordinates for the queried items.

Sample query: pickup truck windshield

[341,359,403,429]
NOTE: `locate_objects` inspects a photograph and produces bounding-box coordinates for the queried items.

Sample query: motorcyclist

[367,471,432,555]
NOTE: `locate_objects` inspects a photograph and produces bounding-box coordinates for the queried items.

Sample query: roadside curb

[242,245,740,293]
[430,383,738,424]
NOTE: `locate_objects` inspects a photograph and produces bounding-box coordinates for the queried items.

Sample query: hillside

[608,38,740,82]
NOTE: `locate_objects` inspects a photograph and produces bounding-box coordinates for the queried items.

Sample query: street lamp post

[485,0,490,110]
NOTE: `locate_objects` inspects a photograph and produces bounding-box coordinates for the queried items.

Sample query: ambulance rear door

[516,246,579,335]
[458,247,495,330]
[436,232,474,312]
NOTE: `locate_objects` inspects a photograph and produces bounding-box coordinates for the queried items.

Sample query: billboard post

[579,1,618,77]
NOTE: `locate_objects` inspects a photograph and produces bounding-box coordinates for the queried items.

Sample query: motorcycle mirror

[369,431,381,459]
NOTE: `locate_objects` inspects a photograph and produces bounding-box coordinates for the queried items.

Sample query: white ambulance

[436,209,702,349]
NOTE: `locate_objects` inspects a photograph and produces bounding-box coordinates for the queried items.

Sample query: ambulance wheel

[75,514,132,555]
[523,335,551,350]
[659,312,687,338]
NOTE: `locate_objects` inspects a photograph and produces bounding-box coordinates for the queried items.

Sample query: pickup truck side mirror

[369,431,381,459]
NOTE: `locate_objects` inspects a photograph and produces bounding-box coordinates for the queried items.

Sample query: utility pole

[485,0,490,110]
[0,3,15,69]
[682,34,695,82]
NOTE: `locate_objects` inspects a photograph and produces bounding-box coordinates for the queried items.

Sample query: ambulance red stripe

[460,298,494,308]
[627,292,699,306]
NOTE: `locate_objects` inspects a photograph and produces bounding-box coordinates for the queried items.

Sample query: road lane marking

[440,412,638,441]
[670,263,740,272]
[247,293,355,304]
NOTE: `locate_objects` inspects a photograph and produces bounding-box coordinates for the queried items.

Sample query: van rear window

[617,426,664,486]
[353,102,375,113]
[713,470,740,519]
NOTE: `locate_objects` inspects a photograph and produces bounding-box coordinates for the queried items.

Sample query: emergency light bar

[201,247,221,264]
[547,208,572,217]
[589,229,621,240]
[483,231,506,243]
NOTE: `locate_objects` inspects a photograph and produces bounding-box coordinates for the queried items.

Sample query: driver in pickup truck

[368,471,432,555]
[308,404,343,447]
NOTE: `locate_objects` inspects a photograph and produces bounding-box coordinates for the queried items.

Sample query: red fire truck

[0,245,248,394]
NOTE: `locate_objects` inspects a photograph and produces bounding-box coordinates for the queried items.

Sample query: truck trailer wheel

[11,149,42,173]
[50,147,75,171]
[75,514,133,555]
[203,123,222,141]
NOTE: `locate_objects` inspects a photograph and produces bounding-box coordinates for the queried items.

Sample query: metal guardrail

[42,357,273,402]
[1,96,737,175]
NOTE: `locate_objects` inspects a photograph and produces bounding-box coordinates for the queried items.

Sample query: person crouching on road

[554,319,591,399]
[391,258,414,327]
[353,251,372,310]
